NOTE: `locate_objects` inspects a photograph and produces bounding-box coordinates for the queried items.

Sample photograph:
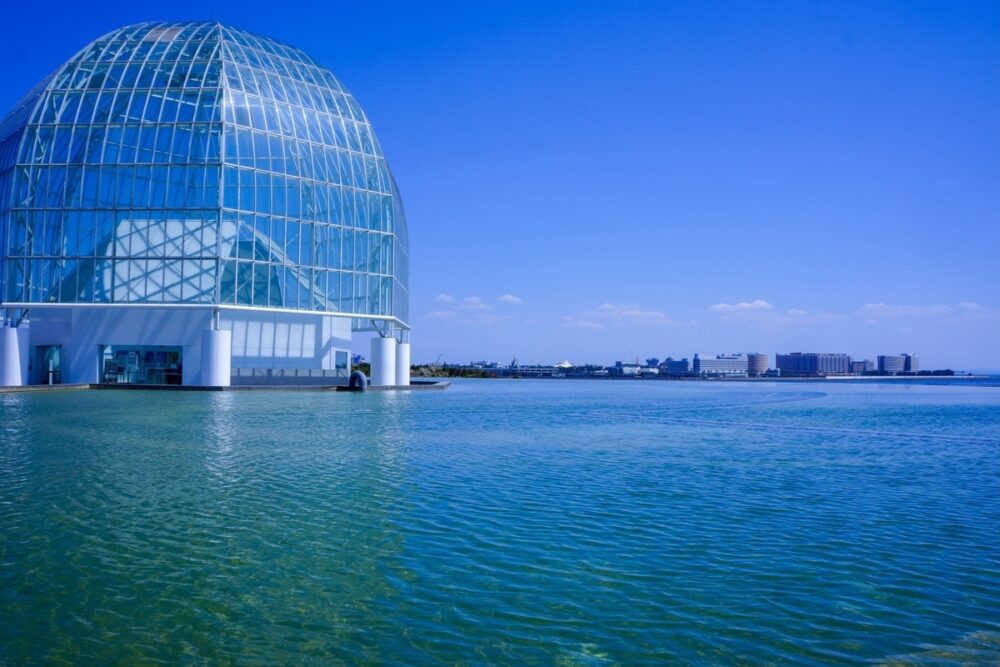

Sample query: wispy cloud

[709,299,774,314]
[859,303,952,318]
[561,303,676,330]
[425,296,509,326]
[709,300,994,328]
[498,294,523,304]
[561,317,606,330]
[784,309,842,324]
[597,303,674,324]
[710,300,839,326]
[461,296,493,311]
[857,302,999,326]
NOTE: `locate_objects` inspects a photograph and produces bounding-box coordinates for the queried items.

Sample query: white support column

[395,341,410,387]
[201,329,232,387]
[0,326,30,387]
[370,336,397,386]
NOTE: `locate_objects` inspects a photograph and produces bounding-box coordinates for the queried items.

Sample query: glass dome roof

[0,21,409,329]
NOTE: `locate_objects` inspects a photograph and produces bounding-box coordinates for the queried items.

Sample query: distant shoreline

[415,373,994,383]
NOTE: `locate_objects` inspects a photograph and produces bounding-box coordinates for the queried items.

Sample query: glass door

[100,345,183,385]
[33,345,62,385]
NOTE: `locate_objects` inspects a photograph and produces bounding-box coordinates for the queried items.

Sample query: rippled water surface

[2,379,999,664]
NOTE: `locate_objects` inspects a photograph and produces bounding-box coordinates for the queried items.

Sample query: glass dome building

[0,21,410,387]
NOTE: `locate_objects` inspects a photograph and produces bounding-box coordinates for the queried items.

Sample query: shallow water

[2,379,999,664]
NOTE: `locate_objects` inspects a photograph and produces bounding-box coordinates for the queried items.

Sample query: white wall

[23,307,352,385]
[224,310,351,371]
[0,326,30,386]
[28,307,212,384]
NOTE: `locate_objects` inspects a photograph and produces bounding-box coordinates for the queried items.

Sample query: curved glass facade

[0,21,409,328]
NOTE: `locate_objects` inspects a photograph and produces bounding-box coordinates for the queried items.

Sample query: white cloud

[596,303,673,324]
[709,300,840,327]
[426,296,519,326]
[560,316,606,330]
[787,308,841,321]
[709,299,774,314]
[498,294,523,304]
[561,303,676,330]
[426,306,509,326]
[461,296,493,311]
[958,302,980,311]
[859,303,951,318]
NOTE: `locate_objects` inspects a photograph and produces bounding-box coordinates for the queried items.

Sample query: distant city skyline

[413,295,990,370]
[430,347,945,373]
[2,1,997,369]
[416,350,953,380]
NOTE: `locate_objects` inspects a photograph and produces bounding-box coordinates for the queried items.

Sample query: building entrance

[33,345,62,385]
[100,346,182,385]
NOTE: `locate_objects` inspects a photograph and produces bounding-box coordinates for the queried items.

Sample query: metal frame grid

[0,21,409,330]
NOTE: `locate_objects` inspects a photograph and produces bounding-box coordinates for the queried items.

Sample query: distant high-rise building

[878,354,906,374]
[878,354,918,374]
[747,353,769,376]
[849,359,874,374]
[693,353,748,377]
[775,353,850,376]
[660,357,692,376]
[878,355,906,373]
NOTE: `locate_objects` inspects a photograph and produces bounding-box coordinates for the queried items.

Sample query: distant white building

[747,353,769,376]
[660,357,692,376]
[610,361,641,376]
[693,353,748,377]
[878,354,919,374]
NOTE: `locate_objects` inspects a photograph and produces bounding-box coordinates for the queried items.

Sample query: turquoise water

[2,379,999,664]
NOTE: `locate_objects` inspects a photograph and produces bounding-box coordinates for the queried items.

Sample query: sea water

[1,379,998,664]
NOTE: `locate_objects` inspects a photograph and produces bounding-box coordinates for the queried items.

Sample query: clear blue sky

[3,1,998,370]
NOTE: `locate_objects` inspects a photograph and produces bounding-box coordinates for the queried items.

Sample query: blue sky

[3,1,998,369]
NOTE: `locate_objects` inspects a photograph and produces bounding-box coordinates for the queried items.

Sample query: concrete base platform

[336,379,450,392]
[0,380,451,393]
[0,383,91,394]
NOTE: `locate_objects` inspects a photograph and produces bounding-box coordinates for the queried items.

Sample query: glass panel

[2,21,408,321]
